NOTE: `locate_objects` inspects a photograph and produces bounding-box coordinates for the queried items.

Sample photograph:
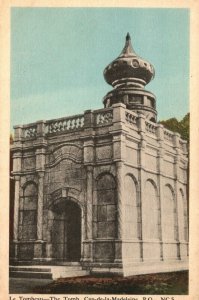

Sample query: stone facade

[10,34,188,276]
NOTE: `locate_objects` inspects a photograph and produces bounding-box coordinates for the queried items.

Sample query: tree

[159,113,189,143]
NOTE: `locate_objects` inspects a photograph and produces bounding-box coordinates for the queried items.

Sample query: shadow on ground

[28,271,188,295]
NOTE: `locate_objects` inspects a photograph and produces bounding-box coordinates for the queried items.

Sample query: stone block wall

[11,103,188,274]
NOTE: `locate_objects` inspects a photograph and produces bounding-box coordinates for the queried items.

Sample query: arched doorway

[51,199,81,262]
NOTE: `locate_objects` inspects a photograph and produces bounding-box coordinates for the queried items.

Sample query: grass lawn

[33,271,188,295]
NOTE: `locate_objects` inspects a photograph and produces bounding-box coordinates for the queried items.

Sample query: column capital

[12,151,22,158]
[86,165,93,172]
[14,175,20,181]
[116,161,124,169]
[37,171,45,178]
[36,148,46,155]
[112,132,126,141]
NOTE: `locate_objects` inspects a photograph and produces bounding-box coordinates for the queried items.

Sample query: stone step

[9,265,89,280]
[9,270,53,280]
[10,260,81,266]
[56,270,89,278]
[10,266,51,273]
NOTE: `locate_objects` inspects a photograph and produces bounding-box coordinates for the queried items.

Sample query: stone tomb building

[11,34,188,276]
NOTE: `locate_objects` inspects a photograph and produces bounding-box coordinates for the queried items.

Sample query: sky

[11,8,189,130]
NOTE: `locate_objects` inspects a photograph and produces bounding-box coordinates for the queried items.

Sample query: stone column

[34,142,46,259]
[37,171,44,241]
[115,161,125,263]
[116,161,124,240]
[86,166,93,240]
[13,176,20,242]
[173,133,181,259]
[12,148,22,260]
[34,171,45,259]
[137,113,146,262]
[86,165,93,261]
[111,103,126,264]
[174,160,181,260]
[157,124,164,261]
[83,129,94,262]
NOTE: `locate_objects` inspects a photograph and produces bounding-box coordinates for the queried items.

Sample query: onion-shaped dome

[103,33,157,122]
[104,33,155,89]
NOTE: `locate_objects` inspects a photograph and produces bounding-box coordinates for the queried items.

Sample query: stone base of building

[83,259,188,277]
[10,240,46,262]
[122,260,188,276]
[10,239,188,278]
[10,258,188,279]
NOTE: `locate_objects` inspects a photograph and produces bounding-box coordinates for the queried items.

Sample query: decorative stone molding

[145,119,157,136]
[164,128,174,142]
[125,110,137,126]
[95,109,113,126]
[47,144,83,167]
[46,115,84,134]
[24,125,37,138]
[48,187,82,210]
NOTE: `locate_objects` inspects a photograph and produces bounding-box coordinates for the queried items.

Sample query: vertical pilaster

[86,166,93,240]
[86,165,93,261]
[35,144,46,259]
[157,124,164,260]
[114,161,125,263]
[35,142,46,241]
[83,132,94,262]
[173,133,181,260]
[12,146,22,260]
[116,161,124,240]
[111,103,127,263]
[137,113,146,261]
[37,171,44,241]
[13,176,20,242]
[32,171,45,259]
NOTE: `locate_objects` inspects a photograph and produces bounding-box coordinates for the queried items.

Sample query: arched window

[178,189,188,241]
[142,180,159,240]
[19,182,38,240]
[124,175,138,239]
[94,174,117,238]
[162,185,175,241]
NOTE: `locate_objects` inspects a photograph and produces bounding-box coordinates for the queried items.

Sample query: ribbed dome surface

[104,33,155,88]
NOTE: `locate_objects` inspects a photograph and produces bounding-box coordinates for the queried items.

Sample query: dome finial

[126,32,131,41]
[119,32,135,57]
